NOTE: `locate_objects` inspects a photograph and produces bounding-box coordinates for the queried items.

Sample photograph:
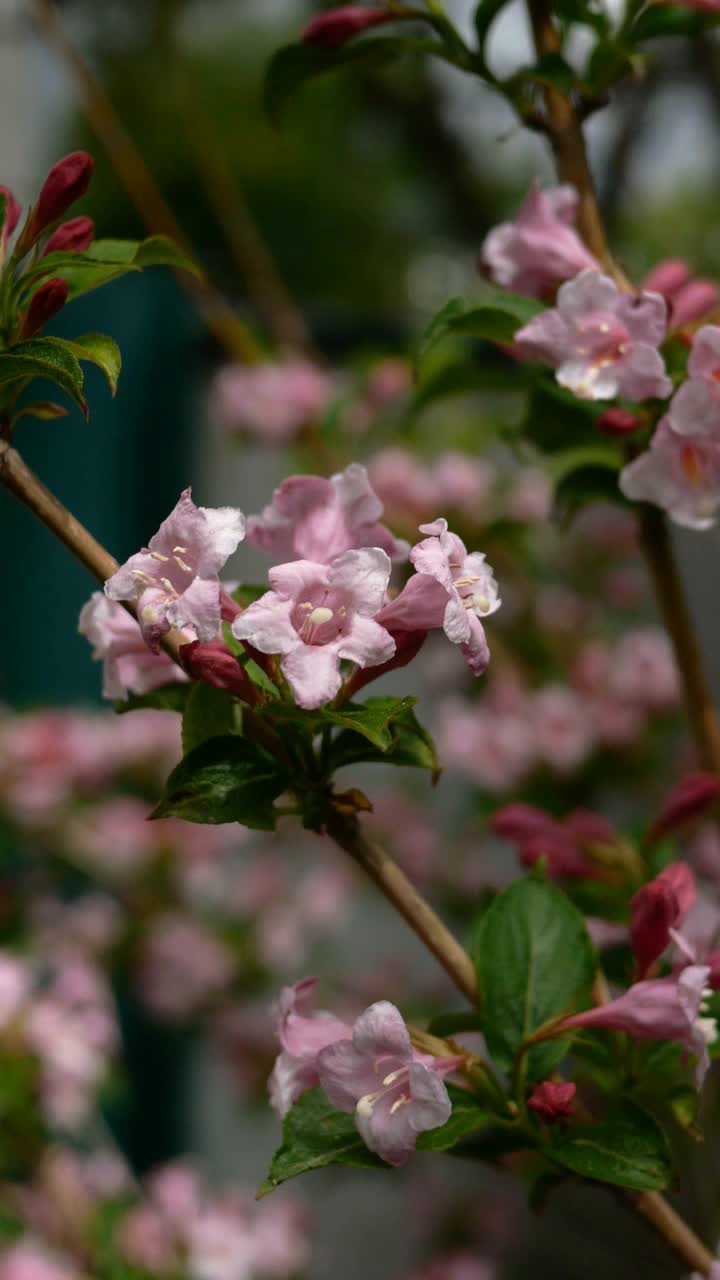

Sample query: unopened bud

[643,259,691,298]
[42,216,95,257]
[0,185,21,240]
[595,408,641,436]
[649,772,720,844]
[630,861,696,978]
[302,6,398,47]
[670,280,719,329]
[527,1080,576,1122]
[179,640,257,704]
[28,151,94,242]
[20,278,69,339]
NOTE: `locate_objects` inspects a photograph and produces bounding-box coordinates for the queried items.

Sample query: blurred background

[2,1,720,1277]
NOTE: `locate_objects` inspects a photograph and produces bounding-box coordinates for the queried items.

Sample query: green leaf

[20,235,200,303]
[631,4,707,40]
[182,682,239,755]
[53,333,122,396]
[419,288,543,363]
[413,356,535,411]
[11,400,68,424]
[259,1090,385,1195]
[416,1085,492,1151]
[521,380,599,453]
[151,734,289,829]
[264,38,425,123]
[474,0,511,48]
[0,337,86,417]
[551,445,623,518]
[326,704,439,776]
[427,1011,485,1038]
[474,876,595,1078]
[512,52,578,95]
[324,696,417,750]
[115,683,190,715]
[547,1103,671,1191]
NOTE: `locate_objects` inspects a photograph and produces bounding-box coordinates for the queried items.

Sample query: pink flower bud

[29,151,94,240]
[42,215,95,257]
[179,640,257,704]
[301,6,397,47]
[20,277,69,338]
[649,772,720,844]
[527,1080,576,1122]
[595,407,641,436]
[630,861,696,978]
[0,184,21,239]
[669,280,719,329]
[643,259,691,298]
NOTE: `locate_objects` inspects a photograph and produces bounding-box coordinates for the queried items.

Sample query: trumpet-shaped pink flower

[247,463,407,564]
[378,519,500,675]
[619,416,720,530]
[231,548,395,709]
[79,592,187,700]
[515,270,672,401]
[630,863,696,978]
[561,964,716,1085]
[479,181,598,299]
[211,359,333,442]
[268,979,351,1117]
[105,490,245,649]
[317,1001,459,1166]
[669,325,720,436]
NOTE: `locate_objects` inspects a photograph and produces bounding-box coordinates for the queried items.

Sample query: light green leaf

[325,704,439,776]
[324,696,418,750]
[50,333,122,396]
[11,400,68,425]
[19,235,201,303]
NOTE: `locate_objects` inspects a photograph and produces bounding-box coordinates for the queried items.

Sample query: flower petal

[352,1001,412,1060]
[281,643,342,709]
[328,547,392,616]
[337,616,395,668]
[407,1062,452,1134]
[231,594,297,654]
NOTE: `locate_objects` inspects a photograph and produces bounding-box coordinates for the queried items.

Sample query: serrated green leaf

[416,1085,492,1151]
[54,333,122,396]
[547,1103,671,1190]
[259,1089,385,1195]
[475,876,595,1078]
[0,337,86,417]
[115,684,190,715]
[326,704,438,775]
[151,734,289,829]
[419,289,543,363]
[265,38,420,123]
[182,682,239,755]
[324,696,417,749]
[19,235,200,304]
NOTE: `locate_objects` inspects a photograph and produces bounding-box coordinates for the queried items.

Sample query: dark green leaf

[552,446,623,518]
[631,4,707,39]
[11,400,68,424]
[54,333,122,396]
[151,734,289,829]
[182,682,239,755]
[326,704,439,775]
[522,380,599,453]
[324,696,417,750]
[475,876,595,1078]
[427,1011,485,1038]
[115,684,190,715]
[416,1085,492,1151]
[474,0,511,47]
[585,40,635,92]
[413,356,534,411]
[419,288,543,363]
[513,52,578,94]
[265,38,414,123]
[259,1089,385,1195]
[0,337,86,417]
[547,1103,671,1191]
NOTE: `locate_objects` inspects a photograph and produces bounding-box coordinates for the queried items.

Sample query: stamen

[173,555,193,573]
[160,577,177,595]
[382,1068,406,1087]
[389,1094,411,1115]
[472,593,490,613]
[150,551,170,562]
[173,545,188,553]
[131,569,153,583]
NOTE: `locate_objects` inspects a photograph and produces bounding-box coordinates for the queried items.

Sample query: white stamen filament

[382,1068,406,1087]
[131,569,153,583]
[150,551,170,562]
[160,577,178,596]
[173,555,193,573]
[389,1094,411,1115]
[697,1015,718,1045]
[173,545,188,553]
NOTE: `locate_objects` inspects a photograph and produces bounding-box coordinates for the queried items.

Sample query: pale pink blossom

[619,416,720,530]
[232,548,395,709]
[531,685,595,773]
[479,182,598,299]
[504,466,553,523]
[269,978,351,1117]
[0,1240,80,1280]
[317,1000,460,1166]
[669,325,720,437]
[406,1253,497,1280]
[434,453,495,515]
[607,626,679,710]
[78,592,186,700]
[379,519,500,676]
[119,1206,178,1272]
[64,796,159,878]
[515,270,672,401]
[692,1265,720,1280]
[246,462,407,564]
[211,359,333,441]
[368,449,437,524]
[138,915,235,1020]
[643,259,718,329]
[105,489,245,648]
[436,699,535,792]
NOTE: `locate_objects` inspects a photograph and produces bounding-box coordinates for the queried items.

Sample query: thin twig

[28,0,261,365]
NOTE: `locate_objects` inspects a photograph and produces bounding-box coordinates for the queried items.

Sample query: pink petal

[281,643,342,709]
[337,615,395,668]
[352,1001,412,1060]
[167,575,220,643]
[407,1061,452,1133]
[317,1040,381,1112]
[269,560,328,600]
[231,593,297,655]
[328,547,392,616]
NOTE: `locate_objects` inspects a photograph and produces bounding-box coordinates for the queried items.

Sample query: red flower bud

[527,1080,576,1122]
[42,216,95,257]
[20,278,69,339]
[630,861,696,978]
[179,640,258,705]
[301,6,397,47]
[595,408,641,436]
[643,259,691,298]
[29,151,94,240]
[649,772,720,844]
[0,185,21,239]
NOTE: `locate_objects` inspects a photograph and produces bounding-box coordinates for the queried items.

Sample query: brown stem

[326,810,479,1005]
[631,1191,714,1274]
[639,506,720,772]
[29,0,261,365]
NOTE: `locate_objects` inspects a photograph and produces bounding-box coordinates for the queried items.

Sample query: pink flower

[105,489,245,649]
[560,965,716,1085]
[527,1080,576,1121]
[650,772,720,844]
[42,216,95,256]
[515,270,672,401]
[301,6,399,47]
[268,978,351,1117]
[379,519,500,676]
[479,181,598,299]
[436,699,534,792]
[643,259,718,329]
[630,863,696,978]
[28,151,94,241]
[619,416,720,529]
[246,462,407,564]
[504,466,553,522]
[0,1241,80,1280]
[606,626,679,710]
[317,1001,459,1166]
[692,1266,720,1280]
[138,915,235,1020]
[669,325,720,436]
[231,548,395,709]
[531,685,594,773]
[79,592,187,700]
[210,360,333,442]
[0,185,21,240]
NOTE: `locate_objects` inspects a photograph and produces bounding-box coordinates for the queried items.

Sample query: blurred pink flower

[138,915,235,1020]
[0,1241,80,1280]
[531,685,595,772]
[620,416,720,530]
[211,359,333,441]
[480,181,598,299]
[269,978,351,1117]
